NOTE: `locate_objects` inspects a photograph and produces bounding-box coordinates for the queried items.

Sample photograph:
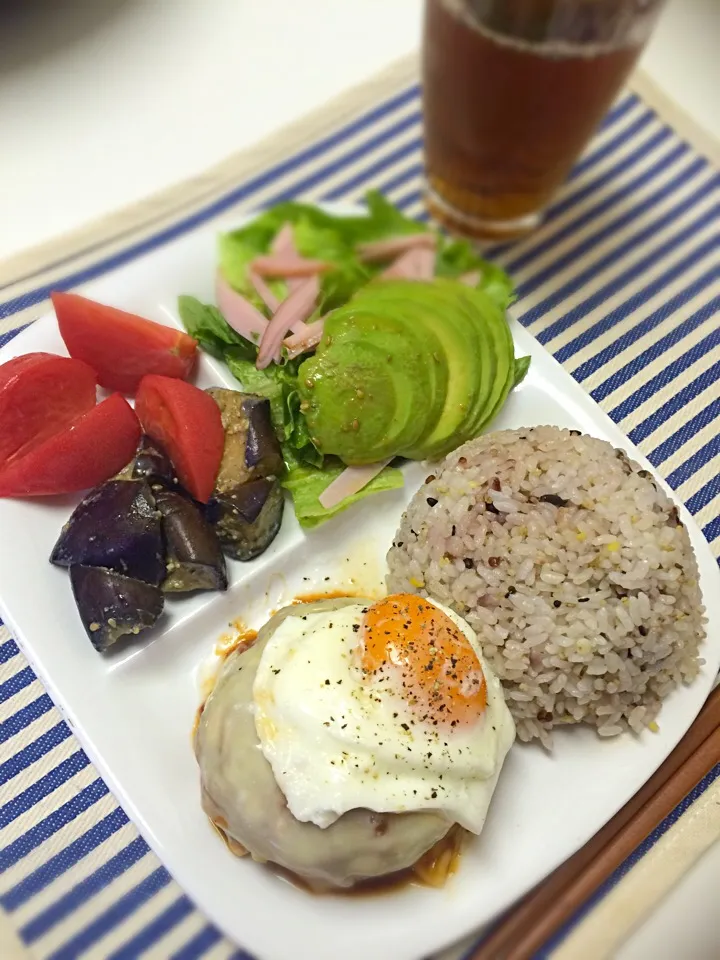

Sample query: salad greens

[179,191,516,528]
[281,462,404,530]
[217,191,514,317]
[179,295,404,526]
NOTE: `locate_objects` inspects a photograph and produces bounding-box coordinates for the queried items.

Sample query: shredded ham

[256,276,320,369]
[413,247,437,279]
[459,270,481,287]
[215,271,268,343]
[270,222,305,291]
[249,268,280,312]
[248,222,317,335]
[271,222,295,255]
[249,265,313,336]
[357,232,436,263]
[283,318,326,359]
[318,460,393,510]
[381,246,436,280]
[251,254,331,279]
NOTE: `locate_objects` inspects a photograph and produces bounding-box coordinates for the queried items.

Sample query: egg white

[252,598,515,833]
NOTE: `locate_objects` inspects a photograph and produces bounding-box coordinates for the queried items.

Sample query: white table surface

[0,2,719,957]
[0,0,718,262]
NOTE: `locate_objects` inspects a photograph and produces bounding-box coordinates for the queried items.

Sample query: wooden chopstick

[470,685,720,960]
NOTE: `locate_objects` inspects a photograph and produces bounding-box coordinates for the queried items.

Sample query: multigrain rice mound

[386,426,706,745]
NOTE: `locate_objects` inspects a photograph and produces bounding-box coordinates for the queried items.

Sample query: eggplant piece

[207,478,284,561]
[51,480,165,586]
[130,435,179,488]
[115,436,179,489]
[70,565,164,652]
[242,395,283,471]
[155,490,228,593]
[204,389,285,560]
[207,389,283,492]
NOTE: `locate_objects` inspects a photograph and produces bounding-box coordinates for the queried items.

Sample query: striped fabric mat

[0,70,719,960]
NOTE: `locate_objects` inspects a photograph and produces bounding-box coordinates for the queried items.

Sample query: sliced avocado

[298,278,522,465]
[357,281,484,459]
[397,279,517,444]
[299,337,419,464]
[347,284,457,419]
[461,285,516,431]
[452,284,512,434]
[323,308,439,452]
[425,279,496,450]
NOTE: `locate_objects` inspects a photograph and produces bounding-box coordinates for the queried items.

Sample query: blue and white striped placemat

[0,66,718,960]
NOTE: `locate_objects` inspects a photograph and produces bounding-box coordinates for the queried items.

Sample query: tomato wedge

[0,394,140,498]
[0,352,97,468]
[53,291,198,394]
[135,375,224,503]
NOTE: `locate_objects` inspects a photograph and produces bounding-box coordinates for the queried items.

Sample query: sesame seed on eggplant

[70,565,164,652]
[207,478,284,562]
[51,480,165,586]
[155,489,227,593]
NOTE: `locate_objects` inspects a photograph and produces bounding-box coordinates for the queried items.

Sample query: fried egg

[252,594,515,833]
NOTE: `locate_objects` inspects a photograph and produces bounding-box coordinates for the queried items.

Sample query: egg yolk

[360,594,487,728]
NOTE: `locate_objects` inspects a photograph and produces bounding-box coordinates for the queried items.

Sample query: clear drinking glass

[422,0,666,240]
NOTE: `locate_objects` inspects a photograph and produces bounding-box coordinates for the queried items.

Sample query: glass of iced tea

[422,0,666,240]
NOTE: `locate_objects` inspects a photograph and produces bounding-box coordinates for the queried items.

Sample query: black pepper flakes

[426,497,438,507]
[463,558,474,569]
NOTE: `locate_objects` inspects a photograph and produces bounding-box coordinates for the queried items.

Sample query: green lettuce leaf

[352,190,428,241]
[223,350,300,441]
[513,355,531,387]
[291,217,374,313]
[282,459,404,529]
[435,239,515,311]
[177,295,255,360]
[480,262,516,311]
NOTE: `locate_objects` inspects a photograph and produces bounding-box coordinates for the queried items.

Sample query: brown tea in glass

[422,0,665,239]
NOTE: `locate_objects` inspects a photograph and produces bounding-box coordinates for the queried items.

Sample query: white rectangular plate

[0,222,717,960]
